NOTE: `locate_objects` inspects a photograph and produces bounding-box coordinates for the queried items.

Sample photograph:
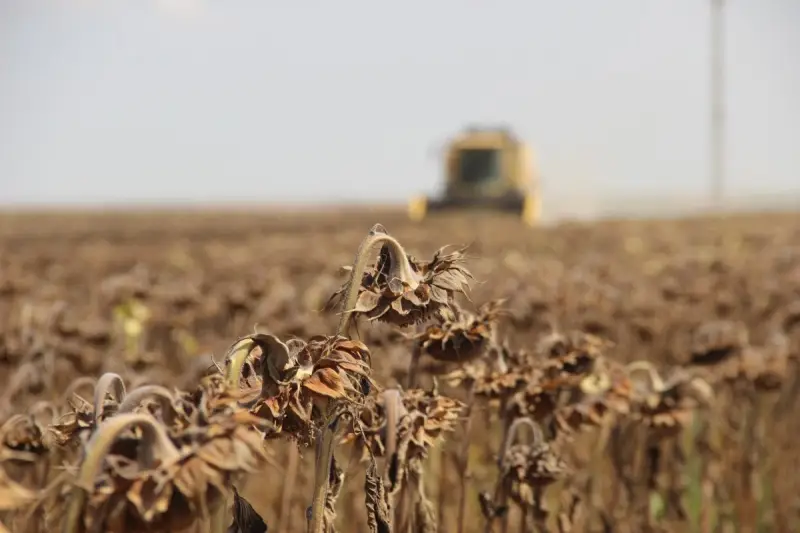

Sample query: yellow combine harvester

[408,126,542,226]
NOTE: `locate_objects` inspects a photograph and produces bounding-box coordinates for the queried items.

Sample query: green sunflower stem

[224,338,257,388]
[625,361,666,392]
[336,224,417,338]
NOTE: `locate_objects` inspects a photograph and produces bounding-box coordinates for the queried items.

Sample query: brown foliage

[343,386,465,476]
[328,242,473,328]
[231,333,373,446]
[412,300,506,364]
[0,210,799,533]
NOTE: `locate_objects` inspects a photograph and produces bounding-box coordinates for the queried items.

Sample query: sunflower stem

[309,416,339,533]
[456,386,476,533]
[116,385,178,424]
[308,225,416,533]
[224,338,256,388]
[626,360,666,392]
[276,442,301,533]
[382,390,402,483]
[309,225,414,533]
[92,372,127,423]
[210,490,231,533]
[336,224,418,338]
[62,413,181,533]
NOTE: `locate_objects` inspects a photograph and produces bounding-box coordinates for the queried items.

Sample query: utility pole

[710,0,725,206]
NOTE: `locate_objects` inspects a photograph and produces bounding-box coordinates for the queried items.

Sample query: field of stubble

[1,208,799,533]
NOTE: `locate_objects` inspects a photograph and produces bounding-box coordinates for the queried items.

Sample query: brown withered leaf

[414,493,437,533]
[343,386,464,470]
[323,454,345,533]
[126,471,174,523]
[49,395,95,447]
[412,300,506,364]
[365,456,392,533]
[228,486,268,533]
[303,367,348,399]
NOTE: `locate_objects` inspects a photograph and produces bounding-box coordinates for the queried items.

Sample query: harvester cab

[408,126,541,226]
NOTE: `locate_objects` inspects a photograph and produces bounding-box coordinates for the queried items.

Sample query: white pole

[710,0,726,206]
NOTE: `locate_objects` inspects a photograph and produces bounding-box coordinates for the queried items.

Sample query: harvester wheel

[408,195,428,222]
[521,193,541,226]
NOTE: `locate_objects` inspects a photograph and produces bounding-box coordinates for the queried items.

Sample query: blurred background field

[2,208,800,532]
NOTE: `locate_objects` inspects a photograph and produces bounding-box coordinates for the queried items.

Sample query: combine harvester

[408,126,542,226]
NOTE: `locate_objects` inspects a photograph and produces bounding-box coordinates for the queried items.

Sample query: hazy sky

[1,0,798,207]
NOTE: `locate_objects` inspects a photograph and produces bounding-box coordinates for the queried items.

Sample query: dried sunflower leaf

[127,474,173,522]
[227,486,268,533]
[197,438,240,471]
[354,291,382,313]
[304,368,347,399]
[365,457,392,533]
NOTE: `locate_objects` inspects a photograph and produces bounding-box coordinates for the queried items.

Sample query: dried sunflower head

[327,225,473,328]
[0,413,49,462]
[50,373,129,448]
[501,443,569,506]
[627,363,713,439]
[413,300,506,364]
[555,397,611,434]
[740,331,790,392]
[392,387,464,460]
[0,408,55,498]
[499,419,570,508]
[690,320,748,366]
[506,369,575,423]
[229,334,372,446]
[555,363,634,433]
[536,330,609,379]
[444,342,534,401]
[53,400,272,533]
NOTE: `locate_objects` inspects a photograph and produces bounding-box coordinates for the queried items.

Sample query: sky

[0,0,798,210]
